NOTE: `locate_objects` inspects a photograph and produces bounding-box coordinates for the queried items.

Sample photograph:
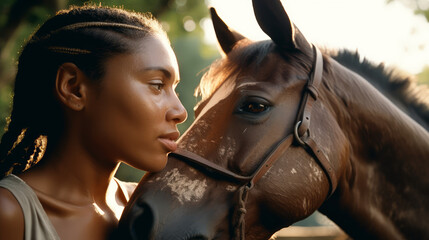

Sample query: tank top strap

[0,174,60,240]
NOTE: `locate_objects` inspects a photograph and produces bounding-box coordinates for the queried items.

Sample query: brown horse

[115,0,429,239]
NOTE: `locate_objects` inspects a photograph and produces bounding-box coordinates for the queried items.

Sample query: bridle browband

[169,45,337,240]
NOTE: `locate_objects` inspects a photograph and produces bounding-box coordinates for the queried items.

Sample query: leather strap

[249,135,294,187]
[296,47,323,136]
[293,46,337,197]
[170,149,253,183]
[303,138,338,195]
[171,135,294,188]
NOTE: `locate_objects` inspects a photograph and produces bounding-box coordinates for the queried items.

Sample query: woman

[0,5,187,240]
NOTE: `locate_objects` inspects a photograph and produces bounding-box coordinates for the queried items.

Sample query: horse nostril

[111,201,155,240]
[129,202,155,239]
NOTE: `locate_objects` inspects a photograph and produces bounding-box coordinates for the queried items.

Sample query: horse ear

[210,7,245,55]
[252,0,297,50]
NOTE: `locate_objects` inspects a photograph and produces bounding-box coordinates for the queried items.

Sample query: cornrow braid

[53,21,150,33]
[48,46,91,55]
[46,21,154,55]
[0,5,167,179]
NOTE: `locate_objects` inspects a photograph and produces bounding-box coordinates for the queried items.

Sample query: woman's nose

[167,94,187,124]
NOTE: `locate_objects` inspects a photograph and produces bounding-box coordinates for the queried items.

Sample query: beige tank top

[0,174,60,240]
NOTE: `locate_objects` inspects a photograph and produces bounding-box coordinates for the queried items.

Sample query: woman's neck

[18,134,127,240]
[20,125,121,209]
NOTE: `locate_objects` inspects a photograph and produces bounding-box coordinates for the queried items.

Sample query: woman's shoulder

[0,187,24,239]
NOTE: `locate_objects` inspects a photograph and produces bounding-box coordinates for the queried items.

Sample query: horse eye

[241,102,267,113]
[237,98,271,114]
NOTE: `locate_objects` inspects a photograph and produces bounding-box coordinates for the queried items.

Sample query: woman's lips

[158,131,180,152]
[158,137,178,152]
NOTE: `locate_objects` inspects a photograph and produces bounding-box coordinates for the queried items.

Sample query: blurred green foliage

[387,0,429,21]
[417,66,429,85]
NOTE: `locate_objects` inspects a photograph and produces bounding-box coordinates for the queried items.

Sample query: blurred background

[0,0,428,237]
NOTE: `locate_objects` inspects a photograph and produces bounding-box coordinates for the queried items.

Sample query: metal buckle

[294,121,309,147]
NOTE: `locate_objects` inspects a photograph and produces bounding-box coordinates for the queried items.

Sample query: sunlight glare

[205,0,429,75]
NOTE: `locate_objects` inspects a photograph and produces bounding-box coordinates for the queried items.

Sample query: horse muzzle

[114,188,228,240]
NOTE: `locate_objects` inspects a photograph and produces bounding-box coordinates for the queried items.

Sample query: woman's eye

[149,80,165,91]
[154,83,164,91]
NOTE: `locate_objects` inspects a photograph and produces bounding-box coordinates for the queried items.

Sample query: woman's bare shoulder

[0,187,24,239]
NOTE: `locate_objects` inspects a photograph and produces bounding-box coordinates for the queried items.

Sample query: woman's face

[82,35,187,172]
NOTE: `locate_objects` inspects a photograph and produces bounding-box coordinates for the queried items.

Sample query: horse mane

[328,49,429,129]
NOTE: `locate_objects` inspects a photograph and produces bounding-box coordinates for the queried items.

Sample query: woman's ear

[55,63,88,111]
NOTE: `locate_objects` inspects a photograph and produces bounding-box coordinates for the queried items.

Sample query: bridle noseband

[169,45,337,240]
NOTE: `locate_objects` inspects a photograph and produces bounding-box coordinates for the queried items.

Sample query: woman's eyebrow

[143,67,172,79]
[141,67,180,86]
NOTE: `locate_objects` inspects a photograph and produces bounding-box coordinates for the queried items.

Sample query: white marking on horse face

[218,147,226,156]
[218,137,236,162]
[309,162,323,182]
[161,168,207,204]
[227,137,236,157]
[291,168,297,174]
[226,185,237,192]
[237,82,259,89]
[179,136,199,152]
[302,198,309,214]
[178,119,212,152]
[195,79,236,120]
[313,126,332,157]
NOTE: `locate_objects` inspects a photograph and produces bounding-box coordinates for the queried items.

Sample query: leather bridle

[169,45,337,240]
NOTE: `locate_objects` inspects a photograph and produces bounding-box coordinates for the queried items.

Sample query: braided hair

[0,5,167,179]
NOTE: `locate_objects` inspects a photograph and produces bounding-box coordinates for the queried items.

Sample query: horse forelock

[329,49,429,127]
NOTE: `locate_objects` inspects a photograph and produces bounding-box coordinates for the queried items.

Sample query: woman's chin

[124,151,169,173]
[141,155,168,173]
[147,161,168,173]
